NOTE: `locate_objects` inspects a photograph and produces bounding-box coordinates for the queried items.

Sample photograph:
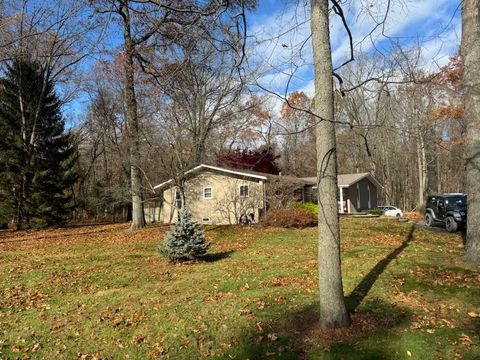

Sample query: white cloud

[248,0,461,96]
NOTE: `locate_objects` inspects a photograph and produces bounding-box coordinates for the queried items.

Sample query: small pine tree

[161,209,209,262]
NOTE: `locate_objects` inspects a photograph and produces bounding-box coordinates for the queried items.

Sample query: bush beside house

[262,208,316,228]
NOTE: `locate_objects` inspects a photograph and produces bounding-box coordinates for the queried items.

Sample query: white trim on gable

[153,164,268,191]
[154,179,174,190]
[194,164,268,180]
[339,173,382,189]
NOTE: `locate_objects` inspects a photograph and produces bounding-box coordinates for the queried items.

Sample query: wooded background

[0,0,465,224]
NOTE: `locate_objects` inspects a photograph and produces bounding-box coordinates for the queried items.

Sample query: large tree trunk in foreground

[120,0,146,230]
[463,0,480,263]
[311,0,351,327]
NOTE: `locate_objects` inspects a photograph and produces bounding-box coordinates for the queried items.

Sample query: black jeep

[424,194,467,232]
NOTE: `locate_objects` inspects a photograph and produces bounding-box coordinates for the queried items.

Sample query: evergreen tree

[0,58,77,228]
[161,209,210,262]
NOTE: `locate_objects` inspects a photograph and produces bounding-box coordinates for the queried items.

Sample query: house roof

[153,164,379,190]
[153,164,269,190]
[338,172,374,187]
[302,173,381,188]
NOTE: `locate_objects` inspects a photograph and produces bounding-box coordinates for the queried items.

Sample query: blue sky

[64,0,462,125]
[246,0,461,96]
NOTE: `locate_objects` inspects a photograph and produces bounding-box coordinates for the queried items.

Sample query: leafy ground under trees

[0,218,479,359]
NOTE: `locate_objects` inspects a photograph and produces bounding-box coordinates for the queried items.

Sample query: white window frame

[239,184,249,198]
[203,186,213,199]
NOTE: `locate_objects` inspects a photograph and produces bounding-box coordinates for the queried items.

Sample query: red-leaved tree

[216,146,281,175]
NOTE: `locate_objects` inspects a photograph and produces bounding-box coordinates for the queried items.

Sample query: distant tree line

[0,1,472,230]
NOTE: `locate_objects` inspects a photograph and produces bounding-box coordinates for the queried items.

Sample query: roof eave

[152,163,268,191]
[197,164,268,180]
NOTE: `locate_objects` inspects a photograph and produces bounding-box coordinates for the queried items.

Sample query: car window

[448,196,466,206]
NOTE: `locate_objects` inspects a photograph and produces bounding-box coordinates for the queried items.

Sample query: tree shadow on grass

[228,225,418,359]
[231,299,411,360]
[202,250,235,262]
[345,224,415,312]
[460,229,467,246]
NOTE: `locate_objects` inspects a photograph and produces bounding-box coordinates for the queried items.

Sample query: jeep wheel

[425,213,434,227]
[445,216,458,233]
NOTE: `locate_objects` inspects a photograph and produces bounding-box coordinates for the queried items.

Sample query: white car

[378,206,403,218]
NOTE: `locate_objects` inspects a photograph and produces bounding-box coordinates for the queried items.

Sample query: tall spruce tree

[0,58,77,228]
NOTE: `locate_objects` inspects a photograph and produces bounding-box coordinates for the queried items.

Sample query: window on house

[175,190,183,209]
[239,185,249,198]
[203,187,213,199]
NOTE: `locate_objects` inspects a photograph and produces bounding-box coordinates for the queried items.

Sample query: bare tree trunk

[436,146,442,194]
[120,1,145,230]
[416,129,427,207]
[311,0,350,328]
[463,0,480,263]
[120,0,145,230]
[194,139,206,166]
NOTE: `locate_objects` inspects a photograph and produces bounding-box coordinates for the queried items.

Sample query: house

[149,164,380,225]
[301,172,381,214]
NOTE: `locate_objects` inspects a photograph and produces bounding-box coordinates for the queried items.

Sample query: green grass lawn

[0,218,479,359]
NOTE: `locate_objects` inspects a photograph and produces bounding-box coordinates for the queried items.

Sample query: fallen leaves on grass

[132,334,148,345]
[267,275,315,294]
[76,352,102,360]
[1,285,49,311]
[276,308,395,348]
[0,220,477,359]
[148,343,165,359]
[97,307,147,329]
[460,333,473,347]
[409,266,480,289]
[467,311,480,318]
[0,223,169,251]
[267,333,278,341]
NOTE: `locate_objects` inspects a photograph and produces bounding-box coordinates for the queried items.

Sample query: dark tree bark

[310,0,351,328]
[119,0,145,230]
[462,0,480,263]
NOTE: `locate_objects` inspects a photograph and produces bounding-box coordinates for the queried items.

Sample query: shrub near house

[262,208,316,228]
